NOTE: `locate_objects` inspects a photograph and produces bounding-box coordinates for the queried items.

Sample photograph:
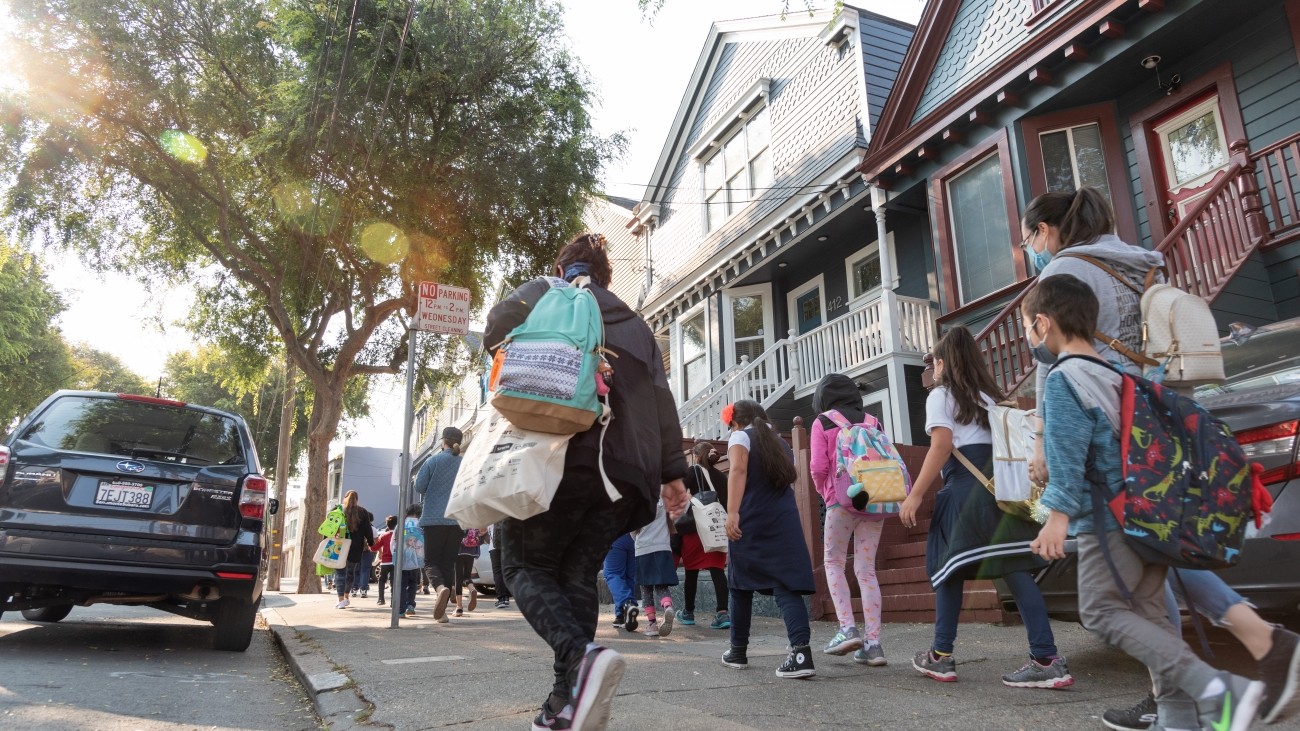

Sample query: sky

[11,0,925,453]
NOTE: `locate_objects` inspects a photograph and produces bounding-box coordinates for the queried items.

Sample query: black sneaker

[1101,693,1156,731]
[531,703,573,730]
[622,604,639,633]
[721,645,748,669]
[569,644,624,731]
[1196,671,1264,731]
[776,645,816,679]
[1260,626,1300,723]
[612,606,626,628]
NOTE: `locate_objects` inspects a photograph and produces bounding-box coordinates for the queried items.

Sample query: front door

[1150,94,1233,228]
[788,276,825,336]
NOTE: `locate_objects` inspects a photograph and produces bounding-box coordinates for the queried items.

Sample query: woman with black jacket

[485,232,689,731]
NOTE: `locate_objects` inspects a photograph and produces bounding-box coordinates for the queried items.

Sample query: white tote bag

[445,407,572,529]
[985,398,1034,504]
[691,496,729,553]
[313,535,351,569]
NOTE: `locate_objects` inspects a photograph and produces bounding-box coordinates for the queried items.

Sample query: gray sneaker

[853,642,887,666]
[823,625,863,656]
[1001,656,1074,689]
[912,650,956,682]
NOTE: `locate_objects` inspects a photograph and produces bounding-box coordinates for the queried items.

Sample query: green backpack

[489,277,607,434]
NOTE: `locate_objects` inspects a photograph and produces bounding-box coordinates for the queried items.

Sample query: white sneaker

[335,598,350,609]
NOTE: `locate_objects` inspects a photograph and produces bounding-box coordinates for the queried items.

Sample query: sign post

[390,282,471,628]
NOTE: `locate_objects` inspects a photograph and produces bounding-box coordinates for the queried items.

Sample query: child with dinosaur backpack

[1027,273,1266,731]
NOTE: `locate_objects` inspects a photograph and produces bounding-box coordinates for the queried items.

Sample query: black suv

[0,391,272,651]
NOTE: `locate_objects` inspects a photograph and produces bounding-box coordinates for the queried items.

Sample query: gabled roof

[861,0,1128,182]
[638,10,838,207]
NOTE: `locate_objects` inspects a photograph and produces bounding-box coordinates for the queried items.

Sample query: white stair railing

[680,339,792,439]
[677,359,746,418]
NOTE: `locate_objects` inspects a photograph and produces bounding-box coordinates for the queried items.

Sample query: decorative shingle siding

[582,197,640,307]
[859,13,914,135]
[645,35,864,315]
[913,0,1083,124]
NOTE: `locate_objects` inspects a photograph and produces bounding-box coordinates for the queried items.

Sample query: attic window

[1026,0,1068,24]
[686,78,771,163]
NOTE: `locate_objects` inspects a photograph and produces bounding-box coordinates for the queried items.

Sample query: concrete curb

[262,606,387,730]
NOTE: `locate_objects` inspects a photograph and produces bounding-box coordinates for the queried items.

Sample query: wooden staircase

[973,138,1287,396]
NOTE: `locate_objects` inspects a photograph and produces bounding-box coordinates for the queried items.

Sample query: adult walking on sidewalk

[486,232,689,731]
[333,491,374,609]
[413,427,464,622]
[677,442,729,630]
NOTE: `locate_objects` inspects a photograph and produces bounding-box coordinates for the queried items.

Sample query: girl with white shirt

[898,327,1071,689]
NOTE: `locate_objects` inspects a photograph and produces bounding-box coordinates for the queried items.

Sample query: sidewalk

[260,590,1288,731]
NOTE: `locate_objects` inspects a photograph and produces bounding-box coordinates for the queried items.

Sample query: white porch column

[872,185,912,444]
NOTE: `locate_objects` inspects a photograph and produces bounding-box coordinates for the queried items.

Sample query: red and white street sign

[415,282,470,335]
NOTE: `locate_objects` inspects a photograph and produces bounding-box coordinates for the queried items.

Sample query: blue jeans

[729,588,810,649]
[354,552,373,591]
[334,562,358,598]
[603,534,637,610]
[1164,568,1248,626]
[935,570,1057,657]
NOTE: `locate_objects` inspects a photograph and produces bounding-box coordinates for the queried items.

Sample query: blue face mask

[1028,319,1057,365]
[1030,246,1053,272]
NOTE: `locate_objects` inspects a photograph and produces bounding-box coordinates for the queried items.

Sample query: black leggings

[377,564,394,603]
[422,525,461,590]
[455,554,475,596]
[684,568,729,613]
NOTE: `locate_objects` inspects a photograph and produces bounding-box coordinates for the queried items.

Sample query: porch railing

[972,139,1271,395]
[678,291,937,439]
[1251,131,1300,249]
[676,360,745,417]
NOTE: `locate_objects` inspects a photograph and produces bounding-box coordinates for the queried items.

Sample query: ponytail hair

[728,400,796,489]
[342,490,363,533]
[1023,186,1114,249]
[444,439,461,456]
[931,327,1005,431]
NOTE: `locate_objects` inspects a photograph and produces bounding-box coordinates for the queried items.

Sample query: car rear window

[20,395,246,466]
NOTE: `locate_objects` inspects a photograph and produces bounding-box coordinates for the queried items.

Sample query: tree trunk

[295,383,345,593]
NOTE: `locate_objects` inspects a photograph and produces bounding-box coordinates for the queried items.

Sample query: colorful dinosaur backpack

[1076,355,1266,570]
[488,277,608,434]
[819,410,911,516]
[461,528,480,549]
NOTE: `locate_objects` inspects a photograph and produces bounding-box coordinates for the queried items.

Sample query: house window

[704,106,772,232]
[722,284,775,367]
[844,232,897,303]
[947,154,1016,303]
[1039,123,1111,200]
[680,311,709,399]
[931,130,1026,310]
[654,328,674,399]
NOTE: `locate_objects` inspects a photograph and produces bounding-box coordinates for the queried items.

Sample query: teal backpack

[489,277,608,434]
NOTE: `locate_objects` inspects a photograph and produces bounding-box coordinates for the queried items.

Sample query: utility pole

[266,356,297,591]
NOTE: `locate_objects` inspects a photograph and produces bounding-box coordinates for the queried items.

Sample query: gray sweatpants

[1077,531,1218,723]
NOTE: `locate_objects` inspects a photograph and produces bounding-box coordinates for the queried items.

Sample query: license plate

[95,480,155,509]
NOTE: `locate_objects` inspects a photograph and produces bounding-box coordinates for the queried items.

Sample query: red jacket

[372,530,394,564]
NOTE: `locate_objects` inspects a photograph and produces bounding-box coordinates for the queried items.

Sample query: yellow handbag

[951,449,1046,523]
[850,458,909,504]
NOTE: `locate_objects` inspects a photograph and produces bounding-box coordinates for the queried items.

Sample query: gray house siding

[645,33,866,319]
[859,14,914,135]
[912,0,1084,124]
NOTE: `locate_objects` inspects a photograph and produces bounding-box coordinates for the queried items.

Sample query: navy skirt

[925,444,1046,589]
[636,550,679,586]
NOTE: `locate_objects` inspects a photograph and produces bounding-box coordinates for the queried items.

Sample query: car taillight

[1237,420,1299,485]
[0,445,9,467]
[239,474,268,519]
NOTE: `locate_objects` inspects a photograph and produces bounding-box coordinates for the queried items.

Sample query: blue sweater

[414,448,462,527]
[1037,356,1125,535]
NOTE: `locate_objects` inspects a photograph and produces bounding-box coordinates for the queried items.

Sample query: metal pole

[266,356,297,591]
[391,326,418,628]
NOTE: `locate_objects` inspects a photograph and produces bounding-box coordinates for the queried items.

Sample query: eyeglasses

[1020,229,1037,250]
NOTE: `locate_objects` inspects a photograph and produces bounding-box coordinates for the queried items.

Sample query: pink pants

[823,506,885,638]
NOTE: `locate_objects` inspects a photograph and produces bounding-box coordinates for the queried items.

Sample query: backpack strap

[692,463,715,493]
[1053,253,1159,368]
[949,448,993,493]
[821,410,852,430]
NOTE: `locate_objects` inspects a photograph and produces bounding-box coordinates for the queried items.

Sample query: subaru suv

[0,391,271,651]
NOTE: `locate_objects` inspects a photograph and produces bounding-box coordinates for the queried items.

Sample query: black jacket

[484,277,687,532]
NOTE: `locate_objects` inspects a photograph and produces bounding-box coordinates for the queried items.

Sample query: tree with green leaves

[163,346,310,480]
[1,0,616,590]
[0,240,73,432]
[67,343,153,396]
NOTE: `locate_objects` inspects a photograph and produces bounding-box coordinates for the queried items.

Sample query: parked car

[997,318,1300,622]
[0,391,273,651]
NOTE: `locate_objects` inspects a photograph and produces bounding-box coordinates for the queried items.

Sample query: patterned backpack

[819,410,911,515]
[1070,355,1267,570]
[461,528,480,549]
[489,277,608,434]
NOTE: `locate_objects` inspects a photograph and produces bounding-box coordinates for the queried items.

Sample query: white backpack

[1058,254,1223,386]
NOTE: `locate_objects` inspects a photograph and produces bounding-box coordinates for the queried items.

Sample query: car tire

[21,605,73,623]
[212,596,259,652]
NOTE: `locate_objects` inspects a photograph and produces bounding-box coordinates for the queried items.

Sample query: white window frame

[844,231,899,307]
[861,389,895,442]
[1154,95,1230,195]
[786,274,827,336]
[720,283,775,367]
[700,104,773,233]
[674,300,712,402]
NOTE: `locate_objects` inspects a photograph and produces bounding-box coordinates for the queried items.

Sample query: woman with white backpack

[810,374,894,666]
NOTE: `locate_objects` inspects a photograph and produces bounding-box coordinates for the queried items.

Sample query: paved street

[262,590,1300,731]
[0,603,320,731]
